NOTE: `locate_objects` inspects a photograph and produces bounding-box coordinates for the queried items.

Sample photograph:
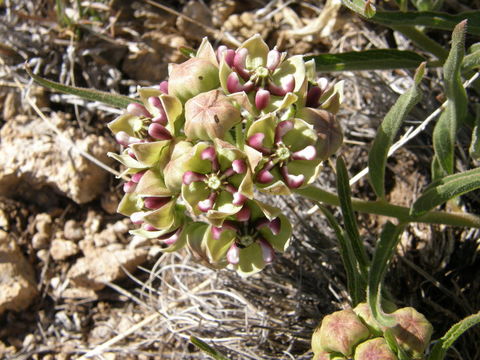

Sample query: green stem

[295,185,480,228]
[393,25,449,63]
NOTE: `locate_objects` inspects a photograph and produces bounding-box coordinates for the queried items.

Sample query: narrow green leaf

[462,49,480,71]
[25,65,140,108]
[368,62,424,199]
[428,311,480,360]
[341,0,480,36]
[190,336,230,360]
[336,157,370,275]
[367,222,404,328]
[410,167,480,216]
[433,20,468,177]
[305,50,426,72]
[318,205,365,305]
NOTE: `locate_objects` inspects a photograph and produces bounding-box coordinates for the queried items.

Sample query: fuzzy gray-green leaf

[368,63,424,199]
[26,65,140,108]
[410,167,480,216]
[432,20,468,177]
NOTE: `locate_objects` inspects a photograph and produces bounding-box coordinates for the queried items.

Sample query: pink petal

[159,80,169,94]
[274,120,294,143]
[127,103,151,118]
[201,147,220,172]
[144,224,158,231]
[227,72,244,93]
[123,180,136,193]
[226,243,240,265]
[232,159,247,174]
[232,192,247,206]
[148,123,172,140]
[247,133,271,154]
[130,212,144,225]
[306,86,322,108]
[161,228,182,245]
[182,171,207,185]
[280,166,304,188]
[132,170,146,183]
[233,48,250,80]
[236,205,251,222]
[292,145,317,161]
[266,48,281,71]
[257,168,274,184]
[198,192,217,212]
[143,196,170,210]
[255,218,280,235]
[255,89,270,110]
[259,239,275,263]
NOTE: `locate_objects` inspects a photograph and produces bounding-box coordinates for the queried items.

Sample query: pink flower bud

[391,307,433,357]
[127,103,151,118]
[115,131,131,147]
[268,75,295,96]
[159,228,181,245]
[198,192,217,212]
[201,147,220,172]
[247,133,271,154]
[148,123,172,140]
[255,89,271,110]
[226,243,240,264]
[306,86,322,108]
[354,338,398,360]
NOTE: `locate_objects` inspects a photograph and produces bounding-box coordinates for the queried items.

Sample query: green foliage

[432,20,468,177]
[26,66,139,108]
[368,62,424,199]
[305,50,426,72]
[410,167,480,216]
[190,336,230,360]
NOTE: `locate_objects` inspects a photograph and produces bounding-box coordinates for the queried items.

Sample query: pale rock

[63,220,84,241]
[31,233,50,250]
[36,249,49,262]
[112,220,129,234]
[67,247,147,290]
[50,239,79,261]
[34,213,52,235]
[0,238,38,315]
[93,226,118,247]
[0,115,115,204]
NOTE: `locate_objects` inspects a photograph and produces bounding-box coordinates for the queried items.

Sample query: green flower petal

[272,55,306,93]
[236,243,265,277]
[196,37,218,66]
[161,94,184,137]
[287,159,323,186]
[108,113,141,136]
[117,192,142,216]
[246,113,276,149]
[130,140,171,167]
[282,118,317,151]
[205,225,235,263]
[108,151,147,169]
[143,200,176,229]
[139,87,163,115]
[182,181,210,215]
[135,169,172,197]
[240,34,268,69]
[319,80,344,114]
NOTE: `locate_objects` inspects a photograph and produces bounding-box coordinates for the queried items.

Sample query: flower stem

[295,185,480,228]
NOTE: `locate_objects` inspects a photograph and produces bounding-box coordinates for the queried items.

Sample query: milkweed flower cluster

[311,304,433,360]
[107,35,344,276]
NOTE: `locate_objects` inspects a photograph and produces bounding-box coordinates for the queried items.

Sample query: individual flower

[189,200,291,276]
[184,89,241,141]
[181,139,254,224]
[218,34,306,112]
[168,38,220,103]
[245,113,322,194]
[296,107,343,160]
[108,87,182,143]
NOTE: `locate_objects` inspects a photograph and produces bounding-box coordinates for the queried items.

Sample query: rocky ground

[1,0,480,359]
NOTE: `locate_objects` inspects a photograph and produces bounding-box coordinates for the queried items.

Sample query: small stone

[36,249,49,262]
[93,227,117,247]
[31,233,50,250]
[50,239,79,261]
[34,213,52,236]
[112,220,129,234]
[0,239,38,315]
[67,248,147,290]
[63,220,84,241]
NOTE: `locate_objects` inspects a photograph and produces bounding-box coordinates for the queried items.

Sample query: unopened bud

[391,307,433,357]
[354,338,398,360]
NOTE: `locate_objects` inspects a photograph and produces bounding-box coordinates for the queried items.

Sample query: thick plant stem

[393,25,449,63]
[295,185,480,228]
